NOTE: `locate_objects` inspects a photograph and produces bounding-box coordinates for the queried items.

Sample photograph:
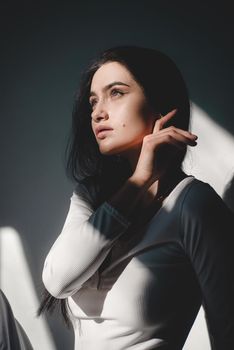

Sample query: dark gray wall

[0,1,233,349]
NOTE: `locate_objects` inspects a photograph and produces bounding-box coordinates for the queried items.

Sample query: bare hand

[132,109,198,186]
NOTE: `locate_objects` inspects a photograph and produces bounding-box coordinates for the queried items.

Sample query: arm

[42,177,156,299]
[42,190,131,299]
[43,110,197,299]
[181,181,234,349]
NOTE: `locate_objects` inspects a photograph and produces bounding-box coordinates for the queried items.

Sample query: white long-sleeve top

[42,176,234,350]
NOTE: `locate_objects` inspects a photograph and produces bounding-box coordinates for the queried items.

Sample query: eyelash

[89,89,125,109]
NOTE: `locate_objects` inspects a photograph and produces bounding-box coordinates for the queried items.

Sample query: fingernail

[189,142,197,147]
[190,133,198,139]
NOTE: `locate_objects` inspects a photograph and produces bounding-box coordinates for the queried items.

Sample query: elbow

[42,267,67,299]
[42,261,81,299]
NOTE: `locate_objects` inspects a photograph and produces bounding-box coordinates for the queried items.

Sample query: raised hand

[132,109,198,187]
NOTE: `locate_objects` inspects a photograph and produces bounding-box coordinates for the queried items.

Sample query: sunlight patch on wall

[0,227,56,350]
[183,102,234,197]
[183,307,211,350]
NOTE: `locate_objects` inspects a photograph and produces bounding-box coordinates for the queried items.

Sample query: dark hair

[37,45,191,325]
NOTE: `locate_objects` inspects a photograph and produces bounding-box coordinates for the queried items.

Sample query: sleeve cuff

[103,201,131,229]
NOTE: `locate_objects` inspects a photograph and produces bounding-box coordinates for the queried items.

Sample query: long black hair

[37,45,191,325]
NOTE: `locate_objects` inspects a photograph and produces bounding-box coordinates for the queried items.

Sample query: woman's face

[89,61,155,160]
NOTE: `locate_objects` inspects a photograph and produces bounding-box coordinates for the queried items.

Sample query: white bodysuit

[42,176,234,350]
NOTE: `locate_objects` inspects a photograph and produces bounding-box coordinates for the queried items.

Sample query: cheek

[118,99,153,131]
[117,110,153,137]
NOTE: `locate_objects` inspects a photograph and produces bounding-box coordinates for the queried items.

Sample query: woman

[39,46,234,349]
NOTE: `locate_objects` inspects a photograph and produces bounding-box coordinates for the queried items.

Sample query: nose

[91,102,109,123]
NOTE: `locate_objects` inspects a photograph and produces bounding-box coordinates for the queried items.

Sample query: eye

[89,98,97,109]
[110,88,124,97]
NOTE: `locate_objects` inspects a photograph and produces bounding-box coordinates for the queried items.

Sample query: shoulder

[165,176,225,218]
[180,177,233,229]
[183,178,221,208]
[73,176,100,209]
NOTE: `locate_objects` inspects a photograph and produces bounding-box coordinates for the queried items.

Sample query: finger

[155,134,187,150]
[153,108,177,133]
[157,127,198,141]
[149,131,198,148]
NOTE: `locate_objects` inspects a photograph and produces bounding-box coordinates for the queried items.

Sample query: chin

[98,142,126,156]
[99,147,119,156]
[99,140,141,158]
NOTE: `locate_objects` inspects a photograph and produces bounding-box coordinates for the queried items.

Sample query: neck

[157,168,187,198]
[120,146,187,198]
[119,145,142,171]
[138,168,187,211]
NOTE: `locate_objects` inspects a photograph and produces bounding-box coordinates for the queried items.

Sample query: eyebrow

[89,81,130,97]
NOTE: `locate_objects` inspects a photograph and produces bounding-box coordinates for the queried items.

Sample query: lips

[95,126,113,137]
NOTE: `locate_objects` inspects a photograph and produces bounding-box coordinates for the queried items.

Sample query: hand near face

[132,109,198,186]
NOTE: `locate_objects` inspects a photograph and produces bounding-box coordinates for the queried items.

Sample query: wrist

[128,174,154,190]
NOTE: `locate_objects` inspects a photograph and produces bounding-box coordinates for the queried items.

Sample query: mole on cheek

[122,123,126,127]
